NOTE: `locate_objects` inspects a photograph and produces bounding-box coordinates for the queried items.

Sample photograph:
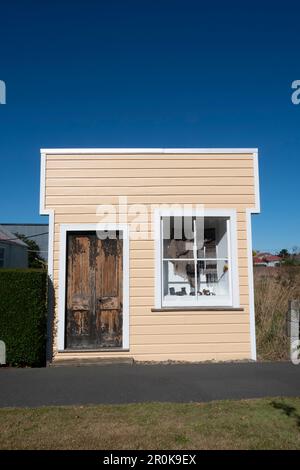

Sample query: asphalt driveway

[0,362,299,408]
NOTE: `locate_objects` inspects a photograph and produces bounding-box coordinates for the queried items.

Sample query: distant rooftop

[0,223,49,259]
[1,223,48,226]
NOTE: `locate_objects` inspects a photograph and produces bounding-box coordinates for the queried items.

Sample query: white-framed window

[155,209,239,308]
[0,247,5,268]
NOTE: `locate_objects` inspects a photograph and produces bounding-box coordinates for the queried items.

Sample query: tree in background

[277,247,300,266]
[278,249,290,259]
[14,233,46,269]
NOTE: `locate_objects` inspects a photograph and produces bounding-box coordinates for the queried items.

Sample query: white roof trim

[40,148,258,155]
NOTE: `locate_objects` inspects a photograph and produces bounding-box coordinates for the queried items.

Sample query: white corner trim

[39,152,54,279]
[153,208,240,309]
[39,152,46,215]
[57,223,130,351]
[253,151,261,213]
[246,150,261,361]
[246,209,257,361]
[40,148,258,155]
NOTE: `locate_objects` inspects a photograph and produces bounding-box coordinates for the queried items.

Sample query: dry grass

[255,267,300,360]
[0,398,300,450]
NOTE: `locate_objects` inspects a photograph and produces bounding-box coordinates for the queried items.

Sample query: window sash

[160,216,232,307]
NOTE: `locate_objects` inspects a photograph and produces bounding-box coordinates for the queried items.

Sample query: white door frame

[57,223,129,351]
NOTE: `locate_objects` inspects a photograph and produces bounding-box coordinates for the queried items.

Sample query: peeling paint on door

[66,232,123,349]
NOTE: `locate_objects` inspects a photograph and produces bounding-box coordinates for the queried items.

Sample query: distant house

[0,225,28,268]
[1,223,48,260]
[253,252,281,267]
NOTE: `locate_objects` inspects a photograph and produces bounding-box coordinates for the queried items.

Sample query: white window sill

[151,307,244,312]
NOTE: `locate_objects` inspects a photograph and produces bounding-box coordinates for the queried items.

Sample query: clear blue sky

[0,0,299,252]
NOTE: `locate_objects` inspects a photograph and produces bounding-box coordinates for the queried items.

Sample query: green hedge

[0,269,47,366]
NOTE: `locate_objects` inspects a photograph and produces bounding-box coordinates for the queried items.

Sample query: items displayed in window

[161,216,231,306]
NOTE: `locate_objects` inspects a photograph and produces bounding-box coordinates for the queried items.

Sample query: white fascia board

[40,148,258,155]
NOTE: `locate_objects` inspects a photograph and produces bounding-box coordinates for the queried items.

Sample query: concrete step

[49,357,134,367]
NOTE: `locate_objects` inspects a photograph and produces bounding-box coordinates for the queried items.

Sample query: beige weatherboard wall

[40,148,260,364]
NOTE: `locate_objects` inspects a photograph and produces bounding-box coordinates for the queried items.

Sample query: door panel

[66,232,123,349]
[66,235,94,349]
[95,237,123,347]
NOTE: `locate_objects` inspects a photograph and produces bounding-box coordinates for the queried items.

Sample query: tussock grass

[255,267,300,360]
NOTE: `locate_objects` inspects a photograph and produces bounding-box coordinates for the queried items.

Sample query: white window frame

[154,208,240,309]
[57,223,129,351]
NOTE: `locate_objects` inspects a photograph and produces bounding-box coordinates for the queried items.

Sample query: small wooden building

[40,148,260,364]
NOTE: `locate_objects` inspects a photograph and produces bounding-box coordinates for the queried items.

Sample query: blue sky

[0,0,299,252]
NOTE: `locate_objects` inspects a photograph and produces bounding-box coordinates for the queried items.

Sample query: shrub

[0,269,47,366]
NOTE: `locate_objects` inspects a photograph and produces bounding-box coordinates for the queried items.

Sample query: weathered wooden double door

[66,232,123,349]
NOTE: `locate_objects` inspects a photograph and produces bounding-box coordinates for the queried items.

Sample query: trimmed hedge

[0,269,47,366]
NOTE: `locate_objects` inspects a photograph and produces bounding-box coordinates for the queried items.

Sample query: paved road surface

[0,362,299,407]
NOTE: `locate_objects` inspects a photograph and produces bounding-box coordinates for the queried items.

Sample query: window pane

[160,215,231,306]
[197,217,228,259]
[163,216,194,259]
[163,260,196,299]
[197,260,229,297]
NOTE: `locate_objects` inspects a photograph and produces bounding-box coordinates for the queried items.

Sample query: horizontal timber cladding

[47,169,254,179]
[47,178,255,187]
[131,333,251,345]
[129,313,250,324]
[44,151,257,361]
[46,186,254,196]
[47,197,255,207]
[47,157,254,168]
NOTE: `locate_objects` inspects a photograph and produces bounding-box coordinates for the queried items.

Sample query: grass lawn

[0,397,300,450]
